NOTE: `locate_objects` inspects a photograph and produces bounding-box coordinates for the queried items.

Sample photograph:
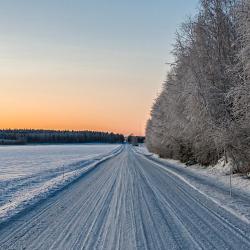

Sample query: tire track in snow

[134,151,250,249]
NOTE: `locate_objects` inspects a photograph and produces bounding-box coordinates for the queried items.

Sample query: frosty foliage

[146,0,250,172]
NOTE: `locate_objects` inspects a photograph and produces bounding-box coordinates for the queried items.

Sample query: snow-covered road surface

[0,145,250,250]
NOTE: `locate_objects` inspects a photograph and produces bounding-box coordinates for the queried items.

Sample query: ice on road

[0,145,250,249]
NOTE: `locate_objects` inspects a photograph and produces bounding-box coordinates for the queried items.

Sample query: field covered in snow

[0,144,121,223]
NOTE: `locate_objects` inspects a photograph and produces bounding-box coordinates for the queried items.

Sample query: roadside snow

[162,157,250,199]
[0,144,122,223]
[135,145,250,223]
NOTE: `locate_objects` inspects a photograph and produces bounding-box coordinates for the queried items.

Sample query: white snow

[0,144,122,223]
[162,157,250,199]
[183,158,250,195]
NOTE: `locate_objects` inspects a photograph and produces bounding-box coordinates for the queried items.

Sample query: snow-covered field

[0,144,121,223]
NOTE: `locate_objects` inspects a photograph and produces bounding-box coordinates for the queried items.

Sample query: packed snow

[0,144,122,223]
[1,145,250,249]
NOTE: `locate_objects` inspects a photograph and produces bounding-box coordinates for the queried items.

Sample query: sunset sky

[0,0,198,135]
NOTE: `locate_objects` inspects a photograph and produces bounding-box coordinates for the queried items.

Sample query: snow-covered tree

[146,0,250,172]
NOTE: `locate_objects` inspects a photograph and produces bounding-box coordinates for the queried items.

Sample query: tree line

[0,129,124,145]
[127,135,145,145]
[146,0,250,173]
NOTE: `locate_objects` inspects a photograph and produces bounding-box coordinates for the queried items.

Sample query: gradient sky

[0,0,198,135]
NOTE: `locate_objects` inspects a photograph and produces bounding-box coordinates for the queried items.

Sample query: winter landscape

[1,0,250,249]
[0,144,122,223]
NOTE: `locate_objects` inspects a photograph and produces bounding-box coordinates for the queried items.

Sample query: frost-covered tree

[146,0,250,172]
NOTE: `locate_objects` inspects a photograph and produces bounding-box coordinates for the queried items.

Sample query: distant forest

[146,0,250,173]
[0,129,124,145]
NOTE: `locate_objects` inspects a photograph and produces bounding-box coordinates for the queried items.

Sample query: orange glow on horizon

[0,116,147,136]
[0,71,155,136]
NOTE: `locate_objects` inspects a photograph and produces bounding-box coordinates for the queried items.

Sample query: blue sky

[0,0,199,135]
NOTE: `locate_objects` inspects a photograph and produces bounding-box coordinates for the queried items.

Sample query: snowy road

[0,145,250,250]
